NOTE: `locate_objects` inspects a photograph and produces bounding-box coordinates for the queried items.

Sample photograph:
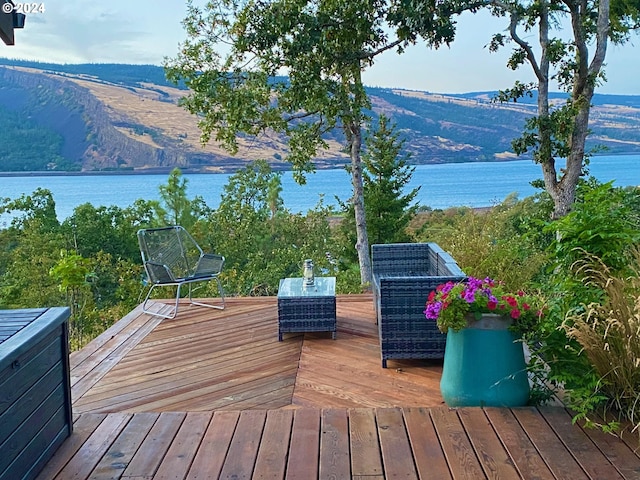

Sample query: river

[1,154,639,222]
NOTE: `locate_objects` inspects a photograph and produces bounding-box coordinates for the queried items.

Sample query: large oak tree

[486,0,639,218]
[165,0,453,285]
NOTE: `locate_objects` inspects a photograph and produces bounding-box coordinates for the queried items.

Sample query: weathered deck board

[33,294,640,479]
[35,406,640,480]
[71,295,444,413]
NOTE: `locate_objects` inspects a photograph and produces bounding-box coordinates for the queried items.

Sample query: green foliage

[0,188,143,347]
[543,180,640,319]
[416,194,550,291]
[528,181,640,427]
[61,203,141,262]
[561,248,640,434]
[0,189,64,309]
[549,180,640,275]
[360,115,421,245]
[0,106,76,172]
[0,188,60,232]
[49,249,91,292]
[204,160,335,296]
[156,168,201,229]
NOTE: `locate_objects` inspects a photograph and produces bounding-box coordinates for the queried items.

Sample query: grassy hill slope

[1,60,639,173]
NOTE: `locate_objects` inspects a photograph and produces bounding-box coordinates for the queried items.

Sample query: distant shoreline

[1,153,638,178]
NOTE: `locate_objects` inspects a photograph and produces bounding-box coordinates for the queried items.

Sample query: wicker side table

[277,277,337,341]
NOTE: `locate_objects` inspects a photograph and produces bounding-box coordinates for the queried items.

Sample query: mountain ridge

[1,60,639,174]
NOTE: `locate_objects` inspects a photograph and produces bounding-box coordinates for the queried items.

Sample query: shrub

[415,194,549,291]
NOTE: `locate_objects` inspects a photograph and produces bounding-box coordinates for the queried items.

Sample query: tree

[487,0,640,218]
[62,203,141,262]
[361,114,421,245]
[156,168,200,229]
[0,189,64,308]
[165,0,454,286]
[207,160,333,295]
[337,114,420,262]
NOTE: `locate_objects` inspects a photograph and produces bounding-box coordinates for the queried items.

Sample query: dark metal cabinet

[0,307,72,480]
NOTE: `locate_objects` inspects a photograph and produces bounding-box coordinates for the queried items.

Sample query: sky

[2,0,639,95]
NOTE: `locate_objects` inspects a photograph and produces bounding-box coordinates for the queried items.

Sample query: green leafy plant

[424,276,544,334]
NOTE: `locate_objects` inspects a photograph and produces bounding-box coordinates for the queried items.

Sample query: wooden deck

[34,295,640,479]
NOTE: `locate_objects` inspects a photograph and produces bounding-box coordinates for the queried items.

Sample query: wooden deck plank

[574,414,640,480]
[71,295,451,413]
[75,341,300,403]
[219,410,267,479]
[484,407,556,480]
[70,313,165,401]
[320,409,351,479]
[120,411,186,479]
[186,410,240,480]
[349,408,384,478]
[458,408,521,479]
[511,407,590,480]
[30,296,640,480]
[69,304,147,365]
[431,407,486,479]
[35,413,107,480]
[88,412,160,480]
[35,406,640,480]
[403,407,452,479]
[253,409,295,478]
[52,412,132,480]
[376,407,418,479]
[539,406,626,480]
[75,355,299,413]
[153,411,211,480]
[285,409,321,479]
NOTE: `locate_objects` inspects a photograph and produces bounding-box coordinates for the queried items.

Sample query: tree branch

[588,0,610,77]
[359,38,404,60]
[490,0,544,81]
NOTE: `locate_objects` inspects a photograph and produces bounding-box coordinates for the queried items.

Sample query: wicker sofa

[371,243,466,368]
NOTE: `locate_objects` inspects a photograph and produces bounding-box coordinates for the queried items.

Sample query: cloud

[3,1,639,94]
[5,0,187,64]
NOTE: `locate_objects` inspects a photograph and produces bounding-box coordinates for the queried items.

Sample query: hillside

[1,60,639,173]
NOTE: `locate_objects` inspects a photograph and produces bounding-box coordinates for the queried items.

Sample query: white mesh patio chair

[137,226,225,319]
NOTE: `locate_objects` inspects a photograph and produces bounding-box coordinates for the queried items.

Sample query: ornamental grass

[564,247,640,433]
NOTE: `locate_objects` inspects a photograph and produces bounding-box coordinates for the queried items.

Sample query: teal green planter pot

[440,314,530,407]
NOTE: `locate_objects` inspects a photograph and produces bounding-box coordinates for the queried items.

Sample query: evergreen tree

[156,168,200,229]
[338,115,420,262]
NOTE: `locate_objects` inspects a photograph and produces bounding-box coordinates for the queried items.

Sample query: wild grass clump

[563,247,640,433]
[414,194,550,291]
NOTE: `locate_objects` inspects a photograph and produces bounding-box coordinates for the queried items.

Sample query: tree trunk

[347,120,372,287]
[508,0,610,219]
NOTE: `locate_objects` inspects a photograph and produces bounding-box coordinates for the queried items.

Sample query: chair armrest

[195,254,225,276]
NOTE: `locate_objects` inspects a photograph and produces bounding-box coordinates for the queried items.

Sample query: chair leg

[188,278,225,310]
[142,284,178,319]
